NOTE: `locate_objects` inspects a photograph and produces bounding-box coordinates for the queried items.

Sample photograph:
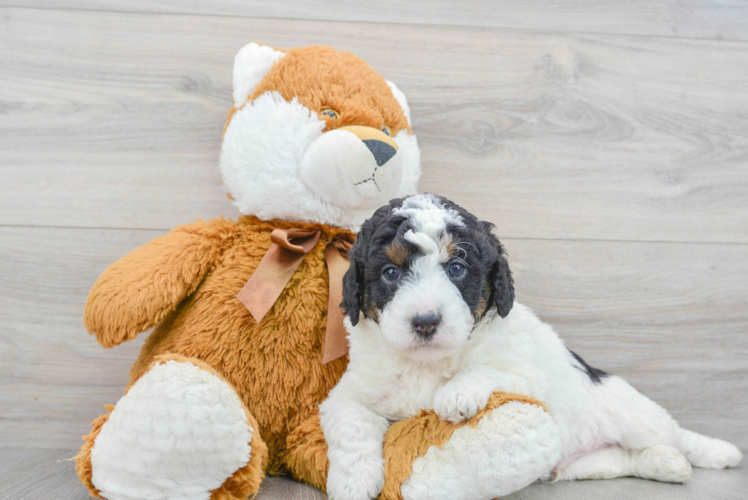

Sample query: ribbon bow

[236,228,353,364]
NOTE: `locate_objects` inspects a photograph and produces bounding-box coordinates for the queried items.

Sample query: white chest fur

[370,361,456,421]
[346,319,464,421]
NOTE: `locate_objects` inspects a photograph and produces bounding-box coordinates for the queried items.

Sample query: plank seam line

[0,224,167,233]
[1,224,747,247]
[1,4,748,46]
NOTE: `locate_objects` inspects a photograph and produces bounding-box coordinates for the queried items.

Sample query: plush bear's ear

[479,221,515,318]
[386,80,412,126]
[232,43,285,108]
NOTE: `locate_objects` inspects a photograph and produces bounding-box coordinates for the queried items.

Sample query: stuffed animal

[75,43,562,500]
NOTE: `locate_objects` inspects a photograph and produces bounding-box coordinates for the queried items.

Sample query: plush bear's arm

[84,218,237,348]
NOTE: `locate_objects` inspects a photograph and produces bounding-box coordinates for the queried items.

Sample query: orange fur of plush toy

[78,217,350,494]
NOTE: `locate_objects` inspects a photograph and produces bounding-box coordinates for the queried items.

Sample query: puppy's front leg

[320,393,389,500]
[433,365,536,424]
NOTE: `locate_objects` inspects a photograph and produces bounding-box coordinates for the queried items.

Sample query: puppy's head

[342,193,514,359]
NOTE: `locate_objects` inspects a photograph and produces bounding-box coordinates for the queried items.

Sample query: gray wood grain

[0,449,90,500]
[1,7,748,243]
[2,0,747,41]
[0,449,745,500]
[1,227,746,451]
[0,227,156,449]
[256,475,327,500]
[505,465,748,500]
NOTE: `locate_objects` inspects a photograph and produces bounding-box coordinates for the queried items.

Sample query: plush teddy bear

[76,43,562,500]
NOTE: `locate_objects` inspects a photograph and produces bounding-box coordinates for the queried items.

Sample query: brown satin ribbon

[236,228,353,364]
[323,237,353,364]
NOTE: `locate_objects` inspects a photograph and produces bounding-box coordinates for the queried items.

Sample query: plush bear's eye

[381,125,391,136]
[321,109,339,120]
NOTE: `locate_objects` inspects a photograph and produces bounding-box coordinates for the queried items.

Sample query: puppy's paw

[688,438,743,469]
[326,452,384,500]
[433,379,491,424]
[637,445,692,484]
[680,429,743,469]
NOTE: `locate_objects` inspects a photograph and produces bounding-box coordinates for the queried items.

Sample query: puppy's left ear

[341,210,382,326]
[480,221,515,318]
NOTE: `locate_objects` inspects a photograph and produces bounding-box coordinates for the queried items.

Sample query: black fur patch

[341,194,515,326]
[569,349,609,384]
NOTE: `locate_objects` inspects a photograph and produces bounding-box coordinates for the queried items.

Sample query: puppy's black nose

[411,312,441,338]
[363,139,397,166]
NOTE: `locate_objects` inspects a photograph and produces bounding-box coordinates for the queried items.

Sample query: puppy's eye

[321,109,339,119]
[381,125,391,136]
[382,266,401,283]
[447,261,466,279]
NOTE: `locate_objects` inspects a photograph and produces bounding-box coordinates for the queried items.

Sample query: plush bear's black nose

[363,139,397,166]
[411,311,441,339]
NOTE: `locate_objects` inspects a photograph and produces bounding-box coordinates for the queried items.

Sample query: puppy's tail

[678,428,742,469]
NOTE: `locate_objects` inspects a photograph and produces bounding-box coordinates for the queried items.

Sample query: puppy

[320,193,742,500]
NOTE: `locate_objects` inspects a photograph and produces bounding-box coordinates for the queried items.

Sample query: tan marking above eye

[321,109,339,119]
[385,241,409,266]
[444,234,458,260]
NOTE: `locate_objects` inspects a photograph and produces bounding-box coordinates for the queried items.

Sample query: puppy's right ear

[340,202,400,326]
[341,251,365,326]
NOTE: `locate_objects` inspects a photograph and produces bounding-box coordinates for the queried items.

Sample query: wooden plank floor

[2,8,748,242]
[1,1,746,499]
[2,0,748,41]
[1,449,746,500]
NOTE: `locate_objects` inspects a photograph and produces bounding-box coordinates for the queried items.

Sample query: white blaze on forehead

[393,194,463,259]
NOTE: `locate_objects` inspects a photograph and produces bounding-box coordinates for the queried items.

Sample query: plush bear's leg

[76,354,268,500]
[284,392,561,500]
[284,414,329,491]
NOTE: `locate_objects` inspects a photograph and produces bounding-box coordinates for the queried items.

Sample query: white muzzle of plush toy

[300,125,403,210]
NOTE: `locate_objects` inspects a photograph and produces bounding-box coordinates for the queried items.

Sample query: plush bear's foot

[390,392,562,500]
[76,354,267,500]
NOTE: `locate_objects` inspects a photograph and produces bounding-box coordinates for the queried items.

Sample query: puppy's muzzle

[411,311,441,339]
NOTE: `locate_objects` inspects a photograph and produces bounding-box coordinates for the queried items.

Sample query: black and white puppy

[320,193,742,500]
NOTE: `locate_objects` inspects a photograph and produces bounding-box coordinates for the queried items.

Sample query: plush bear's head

[220,44,420,231]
